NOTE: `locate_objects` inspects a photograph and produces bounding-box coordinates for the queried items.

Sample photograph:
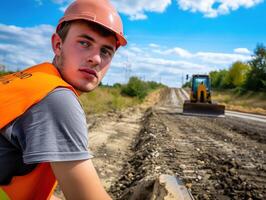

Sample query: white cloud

[109,0,171,20]
[51,0,170,20]
[51,0,72,12]
[234,48,251,54]
[152,47,251,65]
[0,24,54,70]
[50,0,263,20]
[108,48,215,86]
[137,57,207,71]
[155,47,192,58]
[195,51,251,64]
[50,0,171,20]
[0,23,253,87]
[108,45,231,86]
[177,0,264,18]
[108,44,249,86]
[129,46,143,53]
[115,48,138,59]
[149,43,160,48]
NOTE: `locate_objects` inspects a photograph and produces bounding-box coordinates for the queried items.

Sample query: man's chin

[75,84,98,93]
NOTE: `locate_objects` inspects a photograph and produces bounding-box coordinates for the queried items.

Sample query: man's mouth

[79,68,98,79]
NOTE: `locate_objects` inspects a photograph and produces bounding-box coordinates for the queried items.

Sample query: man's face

[52,21,117,92]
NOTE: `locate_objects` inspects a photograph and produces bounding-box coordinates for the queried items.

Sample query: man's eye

[101,48,113,58]
[79,41,90,47]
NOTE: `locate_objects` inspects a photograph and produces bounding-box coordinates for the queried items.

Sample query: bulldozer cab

[191,75,211,103]
[192,75,210,95]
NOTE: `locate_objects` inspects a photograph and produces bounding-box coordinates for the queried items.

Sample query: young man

[0,0,127,199]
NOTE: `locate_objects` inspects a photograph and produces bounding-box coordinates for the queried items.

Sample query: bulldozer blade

[183,100,225,117]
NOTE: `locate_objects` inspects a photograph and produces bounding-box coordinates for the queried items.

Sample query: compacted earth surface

[55,88,266,200]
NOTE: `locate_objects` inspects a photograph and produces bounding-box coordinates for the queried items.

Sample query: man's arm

[51,160,112,200]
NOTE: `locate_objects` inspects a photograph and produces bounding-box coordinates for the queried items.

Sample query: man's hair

[56,20,117,43]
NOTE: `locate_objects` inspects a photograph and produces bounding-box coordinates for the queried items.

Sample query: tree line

[210,44,266,92]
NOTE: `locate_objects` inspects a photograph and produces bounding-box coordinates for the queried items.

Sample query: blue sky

[0,0,265,87]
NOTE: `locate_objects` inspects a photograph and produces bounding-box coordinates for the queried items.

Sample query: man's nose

[87,50,101,67]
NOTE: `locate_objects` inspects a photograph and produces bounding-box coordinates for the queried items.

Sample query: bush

[113,83,122,88]
[121,76,148,100]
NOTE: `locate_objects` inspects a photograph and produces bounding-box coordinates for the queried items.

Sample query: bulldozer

[183,74,225,117]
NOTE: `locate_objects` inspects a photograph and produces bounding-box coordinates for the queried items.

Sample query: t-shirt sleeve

[15,88,93,164]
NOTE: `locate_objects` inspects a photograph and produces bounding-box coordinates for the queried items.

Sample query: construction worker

[0,0,127,199]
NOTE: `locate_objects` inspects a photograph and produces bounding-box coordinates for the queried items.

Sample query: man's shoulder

[47,87,77,99]
[33,87,82,113]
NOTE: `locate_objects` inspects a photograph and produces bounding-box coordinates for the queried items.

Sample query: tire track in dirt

[155,88,266,199]
[160,111,266,199]
[110,88,266,199]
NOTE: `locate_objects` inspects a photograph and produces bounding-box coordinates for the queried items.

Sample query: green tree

[228,61,250,87]
[245,44,266,91]
[221,70,234,89]
[210,69,229,89]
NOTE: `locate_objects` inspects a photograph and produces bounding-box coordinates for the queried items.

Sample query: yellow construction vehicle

[183,74,225,116]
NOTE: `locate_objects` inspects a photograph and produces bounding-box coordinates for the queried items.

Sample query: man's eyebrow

[78,34,95,42]
[77,34,115,53]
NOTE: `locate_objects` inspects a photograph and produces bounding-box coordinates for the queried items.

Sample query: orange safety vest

[0,62,79,200]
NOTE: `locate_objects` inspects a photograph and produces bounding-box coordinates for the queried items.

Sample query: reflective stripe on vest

[0,62,78,200]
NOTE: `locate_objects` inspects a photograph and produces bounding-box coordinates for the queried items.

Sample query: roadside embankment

[212,89,266,115]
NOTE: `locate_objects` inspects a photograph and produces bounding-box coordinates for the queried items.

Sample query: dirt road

[153,88,266,199]
[58,88,266,199]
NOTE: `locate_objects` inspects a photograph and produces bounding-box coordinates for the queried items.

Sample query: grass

[79,87,141,115]
[212,89,266,115]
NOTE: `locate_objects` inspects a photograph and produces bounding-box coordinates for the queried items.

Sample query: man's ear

[51,33,62,56]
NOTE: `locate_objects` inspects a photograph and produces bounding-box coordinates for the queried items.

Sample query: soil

[55,88,266,200]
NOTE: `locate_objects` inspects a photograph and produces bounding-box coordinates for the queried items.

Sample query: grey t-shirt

[0,88,93,184]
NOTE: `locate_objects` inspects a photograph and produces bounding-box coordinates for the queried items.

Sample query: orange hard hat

[56,0,127,47]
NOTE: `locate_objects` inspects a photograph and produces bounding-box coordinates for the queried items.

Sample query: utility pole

[182,73,184,87]
[124,56,131,83]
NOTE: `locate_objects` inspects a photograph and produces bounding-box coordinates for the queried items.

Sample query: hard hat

[56,0,127,47]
